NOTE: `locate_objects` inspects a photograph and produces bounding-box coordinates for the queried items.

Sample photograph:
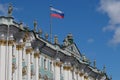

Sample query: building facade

[0,6,111,80]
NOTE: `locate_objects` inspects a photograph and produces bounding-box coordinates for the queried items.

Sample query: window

[50,62,52,71]
[41,57,44,68]
[44,59,46,69]
[47,60,50,70]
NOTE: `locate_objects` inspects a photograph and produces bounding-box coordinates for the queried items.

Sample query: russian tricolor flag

[50,7,64,19]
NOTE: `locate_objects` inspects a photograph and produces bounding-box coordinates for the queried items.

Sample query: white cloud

[99,0,120,46]
[87,38,94,43]
[0,3,8,15]
[99,0,120,24]
[102,25,116,32]
[109,27,120,45]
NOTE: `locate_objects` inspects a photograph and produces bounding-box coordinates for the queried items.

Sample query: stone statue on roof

[34,20,37,32]
[8,4,13,17]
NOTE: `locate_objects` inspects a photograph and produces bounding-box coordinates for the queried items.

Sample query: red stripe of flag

[51,14,64,19]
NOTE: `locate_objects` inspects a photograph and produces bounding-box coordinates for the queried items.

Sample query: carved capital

[8,40,14,46]
[54,61,62,67]
[16,44,24,50]
[26,48,33,54]
[79,72,84,77]
[63,65,71,71]
[84,75,88,79]
[75,71,79,74]
[0,40,6,45]
[34,53,40,58]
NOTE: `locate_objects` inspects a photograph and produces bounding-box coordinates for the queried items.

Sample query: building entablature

[0,16,14,25]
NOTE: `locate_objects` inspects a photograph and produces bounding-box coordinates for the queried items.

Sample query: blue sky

[0,0,120,80]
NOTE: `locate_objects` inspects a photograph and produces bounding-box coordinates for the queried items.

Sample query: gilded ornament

[26,48,33,54]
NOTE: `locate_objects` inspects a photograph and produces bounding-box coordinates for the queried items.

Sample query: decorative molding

[63,65,71,70]
[75,71,79,74]
[8,40,14,46]
[22,66,27,76]
[79,72,84,77]
[0,40,6,45]
[84,75,88,79]
[34,53,40,58]
[53,61,62,67]
[16,44,24,50]
[12,63,17,74]
[0,40,14,46]
[26,48,33,54]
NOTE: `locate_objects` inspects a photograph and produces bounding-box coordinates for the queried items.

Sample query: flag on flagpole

[50,7,64,19]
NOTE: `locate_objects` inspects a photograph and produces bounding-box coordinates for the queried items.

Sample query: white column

[54,61,61,80]
[78,74,80,80]
[79,69,84,80]
[31,52,34,80]
[27,53,31,80]
[5,40,8,80]
[26,48,32,80]
[74,71,77,80]
[34,52,39,80]
[68,70,72,80]
[84,73,89,80]
[17,44,23,80]
[15,40,24,80]
[38,56,41,80]
[81,75,84,80]
[15,45,18,80]
[76,72,79,80]
[0,44,1,80]
[84,76,88,80]
[0,40,6,80]
[22,47,27,80]
[8,40,14,80]
[63,67,68,80]
[22,47,26,60]
[78,73,81,80]
[63,64,71,80]
[12,44,16,80]
[12,56,16,80]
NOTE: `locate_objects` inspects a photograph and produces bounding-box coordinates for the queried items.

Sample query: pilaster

[75,70,79,80]
[53,59,62,80]
[84,75,88,80]
[8,40,14,80]
[34,51,40,80]
[16,42,24,80]
[26,48,33,80]
[63,62,72,80]
[0,40,6,80]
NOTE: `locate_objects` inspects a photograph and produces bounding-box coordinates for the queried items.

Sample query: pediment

[64,43,82,58]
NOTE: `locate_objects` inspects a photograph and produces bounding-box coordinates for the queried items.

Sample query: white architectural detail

[26,51,31,80]
[0,41,6,80]
[34,48,39,80]
[0,11,110,80]
[15,45,18,80]
[8,41,13,80]
[54,58,61,80]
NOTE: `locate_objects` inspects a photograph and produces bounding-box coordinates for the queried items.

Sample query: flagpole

[50,5,52,43]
